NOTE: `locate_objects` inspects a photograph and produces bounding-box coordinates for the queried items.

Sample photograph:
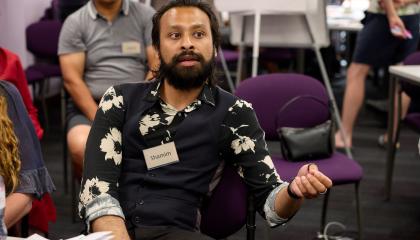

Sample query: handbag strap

[276,95,332,123]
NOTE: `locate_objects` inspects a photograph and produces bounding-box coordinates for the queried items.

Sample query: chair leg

[61,88,69,194]
[21,214,29,237]
[39,79,50,131]
[71,167,79,223]
[246,195,256,240]
[320,188,331,233]
[355,182,362,240]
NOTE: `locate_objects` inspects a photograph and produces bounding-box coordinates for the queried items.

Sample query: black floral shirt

[79,80,289,230]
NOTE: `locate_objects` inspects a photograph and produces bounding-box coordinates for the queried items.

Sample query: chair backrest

[235,73,329,140]
[200,164,248,239]
[215,0,330,48]
[26,20,62,59]
[401,52,420,100]
[403,51,420,65]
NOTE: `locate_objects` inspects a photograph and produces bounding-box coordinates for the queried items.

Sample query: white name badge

[122,41,141,54]
[143,142,179,170]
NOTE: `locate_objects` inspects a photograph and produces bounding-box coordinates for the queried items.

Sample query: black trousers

[131,226,214,240]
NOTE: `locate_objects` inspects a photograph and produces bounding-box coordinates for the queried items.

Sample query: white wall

[0,0,52,68]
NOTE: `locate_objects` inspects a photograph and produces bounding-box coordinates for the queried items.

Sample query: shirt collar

[87,0,129,20]
[144,79,216,107]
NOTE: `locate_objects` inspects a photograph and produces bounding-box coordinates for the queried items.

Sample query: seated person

[78,1,333,239]
[0,47,44,139]
[0,47,56,235]
[58,0,159,175]
[0,81,55,232]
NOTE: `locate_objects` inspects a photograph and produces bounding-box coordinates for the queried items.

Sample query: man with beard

[78,1,333,239]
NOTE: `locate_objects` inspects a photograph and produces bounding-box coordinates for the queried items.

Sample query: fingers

[313,171,333,189]
[293,176,317,199]
[292,164,333,199]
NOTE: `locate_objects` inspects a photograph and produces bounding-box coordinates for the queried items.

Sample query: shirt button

[134,216,141,223]
[136,200,144,206]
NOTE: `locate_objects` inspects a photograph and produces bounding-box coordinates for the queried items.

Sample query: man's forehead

[160,7,210,27]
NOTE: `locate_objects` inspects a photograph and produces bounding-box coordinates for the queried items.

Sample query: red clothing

[0,47,44,139]
[0,48,55,233]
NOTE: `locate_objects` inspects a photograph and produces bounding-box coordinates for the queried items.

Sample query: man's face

[158,7,215,90]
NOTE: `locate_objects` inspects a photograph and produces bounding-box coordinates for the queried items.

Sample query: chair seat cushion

[217,49,239,63]
[27,64,61,78]
[272,152,363,185]
[405,113,420,131]
[25,67,45,84]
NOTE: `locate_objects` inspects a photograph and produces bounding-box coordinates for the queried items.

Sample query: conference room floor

[39,81,420,240]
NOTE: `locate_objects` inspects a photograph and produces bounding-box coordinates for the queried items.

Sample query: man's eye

[193,31,205,38]
[169,33,180,39]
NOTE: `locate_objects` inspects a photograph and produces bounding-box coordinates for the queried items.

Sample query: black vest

[118,82,236,231]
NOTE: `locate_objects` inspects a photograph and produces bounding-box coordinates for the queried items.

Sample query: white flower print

[184,100,201,113]
[237,166,244,178]
[228,99,253,112]
[161,102,177,125]
[258,155,281,182]
[139,113,160,135]
[100,128,122,165]
[151,81,161,97]
[231,135,256,154]
[99,87,123,113]
[79,177,110,205]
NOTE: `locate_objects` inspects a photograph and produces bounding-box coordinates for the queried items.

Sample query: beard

[157,50,215,91]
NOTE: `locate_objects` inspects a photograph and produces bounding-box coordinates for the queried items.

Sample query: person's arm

[221,98,332,225]
[79,86,127,237]
[145,46,160,81]
[59,52,98,121]
[4,193,33,228]
[92,216,130,240]
[381,0,409,38]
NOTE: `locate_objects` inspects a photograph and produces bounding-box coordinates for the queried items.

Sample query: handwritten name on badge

[143,142,179,170]
[122,41,141,54]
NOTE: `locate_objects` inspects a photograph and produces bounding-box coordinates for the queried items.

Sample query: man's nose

[181,35,194,50]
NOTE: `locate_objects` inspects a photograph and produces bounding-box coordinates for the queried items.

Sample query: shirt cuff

[263,182,290,227]
[83,194,125,232]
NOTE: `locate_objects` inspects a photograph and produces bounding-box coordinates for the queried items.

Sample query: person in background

[0,81,55,233]
[0,47,56,236]
[0,47,44,139]
[79,1,332,239]
[335,0,420,150]
[58,0,159,176]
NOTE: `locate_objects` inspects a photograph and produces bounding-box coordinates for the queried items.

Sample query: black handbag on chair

[276,95,334,161]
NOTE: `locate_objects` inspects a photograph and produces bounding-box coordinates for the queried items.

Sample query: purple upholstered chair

[402,52,420,131]
[25,20,63,127]
[200,164,255,240]
[235,73,363,238]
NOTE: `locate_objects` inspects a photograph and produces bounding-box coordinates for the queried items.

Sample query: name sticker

[143,142,179,170]
[122,41,141,54]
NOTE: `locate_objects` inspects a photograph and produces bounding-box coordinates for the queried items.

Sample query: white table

[386,65,420,200]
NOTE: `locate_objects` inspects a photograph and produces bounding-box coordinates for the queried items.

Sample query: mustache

[173,51,204,63]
